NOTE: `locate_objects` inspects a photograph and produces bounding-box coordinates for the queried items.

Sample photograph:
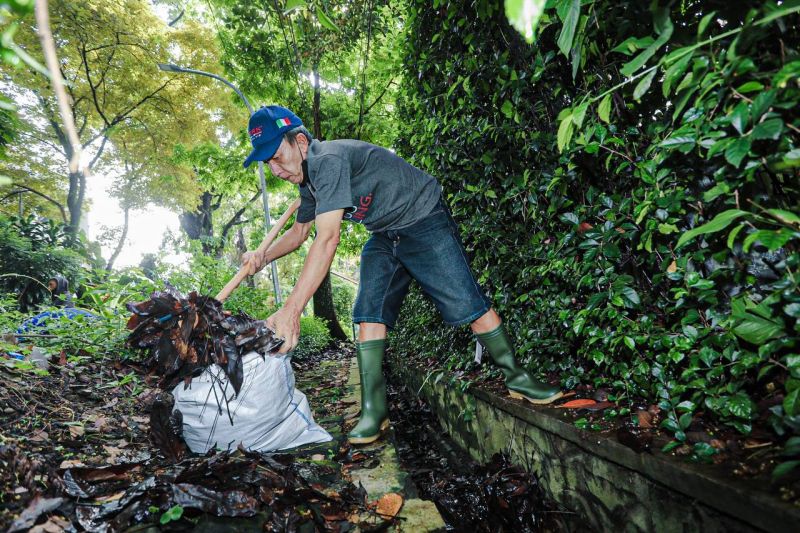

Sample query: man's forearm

[260,226,306,263]
[283,236,338,313]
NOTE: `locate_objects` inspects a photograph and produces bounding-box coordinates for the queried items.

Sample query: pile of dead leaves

[126,286,283,395]
[7,446,376,532]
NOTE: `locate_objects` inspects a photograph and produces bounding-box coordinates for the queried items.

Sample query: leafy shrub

[331,276,357,338]
[0,215,99,311]
[392,0,800,466]
[294,315,333,359]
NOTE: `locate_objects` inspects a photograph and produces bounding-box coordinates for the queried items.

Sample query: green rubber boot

[477,325,563,405]
[348,339,389,445]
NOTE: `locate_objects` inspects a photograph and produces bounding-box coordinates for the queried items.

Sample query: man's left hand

[266,306,301,353]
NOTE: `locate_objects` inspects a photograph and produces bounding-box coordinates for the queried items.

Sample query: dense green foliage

[391,0,800,465]
[0,215,100,310]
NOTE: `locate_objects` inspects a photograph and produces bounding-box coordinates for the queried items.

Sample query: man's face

[267,138,304,185]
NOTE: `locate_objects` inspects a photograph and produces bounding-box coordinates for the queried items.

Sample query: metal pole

[158,65,283,304]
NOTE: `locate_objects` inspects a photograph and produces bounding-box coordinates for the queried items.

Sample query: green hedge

[391,0,800,461]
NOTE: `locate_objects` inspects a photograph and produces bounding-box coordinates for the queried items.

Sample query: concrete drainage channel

[388,359,800,533]
[342,358,447,531]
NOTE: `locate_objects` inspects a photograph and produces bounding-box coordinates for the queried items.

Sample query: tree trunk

[312,66,322,139]
[309,64,345,340]
[67,169,83,234]
[313,272,348,340]
[236,227,255,289]
[105,205,130,271]
[179,191,215,254]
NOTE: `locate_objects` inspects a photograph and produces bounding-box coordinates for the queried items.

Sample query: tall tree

[0,0,245,235]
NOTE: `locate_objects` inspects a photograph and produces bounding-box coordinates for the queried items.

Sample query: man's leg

[387,205,563,405]
[359,322,387,341]
[348,321,389,444]
[349,233,411,445]
[472,309,563,404]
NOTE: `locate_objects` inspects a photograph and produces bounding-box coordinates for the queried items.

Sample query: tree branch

[105,205,130,271]
[219,190,261,242]
[80,42,111,126]
[168,9,184,27]
[11,184,67,223]
[87,134,109,169]
[364,77,396,116]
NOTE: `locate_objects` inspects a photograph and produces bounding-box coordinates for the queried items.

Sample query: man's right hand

[241,250,264,276]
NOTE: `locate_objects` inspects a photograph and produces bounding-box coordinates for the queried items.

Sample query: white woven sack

[172,351,331,453]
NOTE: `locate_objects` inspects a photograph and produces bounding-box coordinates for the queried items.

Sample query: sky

[85,173,185,268]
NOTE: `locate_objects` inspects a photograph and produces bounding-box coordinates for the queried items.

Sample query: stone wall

[389,361,800,533]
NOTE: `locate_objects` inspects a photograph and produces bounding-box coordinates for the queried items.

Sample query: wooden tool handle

[215,198,301,303]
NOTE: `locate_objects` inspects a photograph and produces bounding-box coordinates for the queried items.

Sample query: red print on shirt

[351,194,373,221]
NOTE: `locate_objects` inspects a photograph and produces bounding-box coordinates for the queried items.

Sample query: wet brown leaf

[375,492,403,519]
[636,410,654,428]
[29,429,49,442]
[556,399,597,409]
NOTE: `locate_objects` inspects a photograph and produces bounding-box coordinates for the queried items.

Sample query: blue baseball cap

[243,105,303,168]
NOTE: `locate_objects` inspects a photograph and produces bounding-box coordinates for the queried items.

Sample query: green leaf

[784,388,800,417]
[597,94,612,123]
[727,394,755,419]
[724,137,751,167]
[620,286,640,308]
[730,102,749,135]
[773,460,800,481]
[785,305,800,318]
[500,100,514,119]
[560,212,579,225]
[727,223,745,249]
[620,8,673,77]
[556,0,581,57]
[697,10,716,37]
[742,229,793,252]
[767,209,800,226]
[676,209,750,248]
[0,175,11,187]
[660,135,696,151]
[633,69,657,101]
[751,90,776,121]
[160,505,184,525]
[662,52,692,97]
[735,81,764,94]
[773,60,800,89]
[679,412,693,430]
[623,336,635,350]
[557,113,575,153]
[662,440,682,453]
[733,312,785,345]
[504,0,547,43]
[784,436,800,456]
[316,7,340,32]
[572,101,589,127]
[283,0,307,13]
[751,118,783,140]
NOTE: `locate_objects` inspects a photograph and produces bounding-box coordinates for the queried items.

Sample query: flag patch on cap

[275,117,292,127]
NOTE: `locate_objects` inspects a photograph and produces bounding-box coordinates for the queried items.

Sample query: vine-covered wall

[391,0,800,456]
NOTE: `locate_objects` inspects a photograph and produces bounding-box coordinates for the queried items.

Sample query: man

[242,105,562,445]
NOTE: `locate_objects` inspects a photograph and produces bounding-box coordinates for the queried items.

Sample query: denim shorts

[352,201,491,328]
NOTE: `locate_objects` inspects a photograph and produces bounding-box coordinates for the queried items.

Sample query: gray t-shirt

[296,139,441,233]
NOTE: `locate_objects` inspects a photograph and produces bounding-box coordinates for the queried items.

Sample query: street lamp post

[157,63,283,304]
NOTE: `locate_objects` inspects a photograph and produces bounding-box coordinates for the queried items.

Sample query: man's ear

[297,133,310,154]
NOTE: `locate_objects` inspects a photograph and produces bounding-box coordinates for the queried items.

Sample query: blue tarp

[16,308,98,334]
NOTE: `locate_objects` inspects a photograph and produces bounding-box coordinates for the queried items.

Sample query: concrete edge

[398,362,800,533]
